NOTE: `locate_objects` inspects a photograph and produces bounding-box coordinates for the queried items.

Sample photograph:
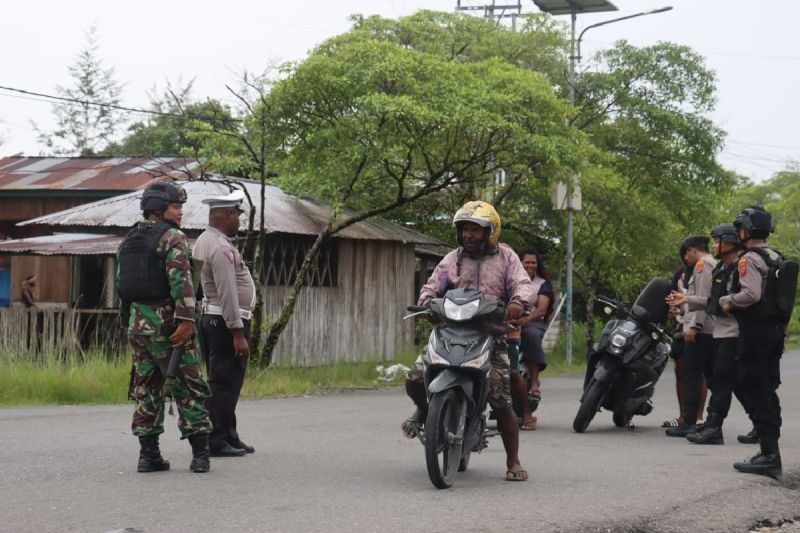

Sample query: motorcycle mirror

[604,306,613,316]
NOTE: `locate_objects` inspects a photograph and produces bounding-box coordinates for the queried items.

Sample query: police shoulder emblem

[224,248,236,264]
[696,260,704,273]
[738,257,747,277]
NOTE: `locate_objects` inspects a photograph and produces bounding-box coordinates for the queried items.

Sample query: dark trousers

[735,326,782,444]
[682,333,715,425]
[200,315,249,449]
[706,338,741,421]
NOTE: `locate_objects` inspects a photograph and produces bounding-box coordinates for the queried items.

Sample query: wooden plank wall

[262,240,416,366]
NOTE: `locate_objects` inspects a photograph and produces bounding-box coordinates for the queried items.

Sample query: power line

[728,139,800,151]
[0,84,242,123]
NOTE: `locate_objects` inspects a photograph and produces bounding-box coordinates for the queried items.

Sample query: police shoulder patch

[738,257,747,277]
[223,248,235,264]
[696,260,705,273]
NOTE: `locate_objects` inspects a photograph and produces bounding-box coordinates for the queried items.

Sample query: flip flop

[401,418,423,439]
[527,392,541,413]
[506,465,528,481]
[520,416,537,431]
[661,418,680,428]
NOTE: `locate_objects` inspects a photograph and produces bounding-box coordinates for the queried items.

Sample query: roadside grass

[0,323,594,407]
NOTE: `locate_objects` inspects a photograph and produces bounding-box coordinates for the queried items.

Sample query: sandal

[506,465,529,481]
[527,392,541,413]
[661,418,680,428]
[401,418,424,441]
[520,416,537,431]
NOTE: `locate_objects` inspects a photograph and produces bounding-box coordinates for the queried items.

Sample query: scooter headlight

[609,333,628,354]
[426,345,450,366]
[444,298,480,321]
[461,349,491,369]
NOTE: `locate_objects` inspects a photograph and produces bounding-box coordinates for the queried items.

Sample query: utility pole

[456,0,523,28]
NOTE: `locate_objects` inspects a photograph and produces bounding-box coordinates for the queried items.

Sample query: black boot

[137,435,170,473]
[687,413,724,445]
[737,427,759,444]
[188,434,211,473]
[734,439,781,478]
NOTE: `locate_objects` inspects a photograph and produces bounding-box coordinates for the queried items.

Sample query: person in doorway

[21,275,38,309]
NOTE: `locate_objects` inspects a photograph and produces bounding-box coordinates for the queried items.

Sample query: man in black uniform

[719,206,785,478]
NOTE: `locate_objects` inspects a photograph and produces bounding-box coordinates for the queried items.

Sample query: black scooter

[405,288,504,489]
[573,278,672,433]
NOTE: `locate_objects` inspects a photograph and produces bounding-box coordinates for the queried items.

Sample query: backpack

[748,247,799,325]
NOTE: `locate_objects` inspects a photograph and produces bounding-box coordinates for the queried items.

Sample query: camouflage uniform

[120,221,212,439]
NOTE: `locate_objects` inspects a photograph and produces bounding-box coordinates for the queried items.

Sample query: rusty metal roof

[0,156,200,192]
[19,178,445,245]
[0,233,121,256]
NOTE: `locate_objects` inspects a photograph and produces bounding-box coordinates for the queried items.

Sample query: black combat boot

[137,435,170,473]
[737,427,759,444]
[733,438,781,478]
[188,434,211,473]
[687,413,724,445]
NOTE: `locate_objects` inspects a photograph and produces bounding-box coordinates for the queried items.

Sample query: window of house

[262,234,338,287]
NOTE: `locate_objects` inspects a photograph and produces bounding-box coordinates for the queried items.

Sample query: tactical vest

[707,262,734,317]
[730,246,799,325]
[117,221,173,303]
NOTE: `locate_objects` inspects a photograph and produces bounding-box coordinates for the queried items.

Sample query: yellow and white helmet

[453,200,502,248]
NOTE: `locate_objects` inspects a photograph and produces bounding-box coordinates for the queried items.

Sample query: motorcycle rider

[401,201,533,481]
[720,206,786,478]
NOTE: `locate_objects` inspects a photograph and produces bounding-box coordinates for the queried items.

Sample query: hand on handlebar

[504,302,525,322]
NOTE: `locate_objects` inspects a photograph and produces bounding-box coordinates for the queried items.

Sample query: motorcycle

[572,278,673,433]
[405,288,505,489]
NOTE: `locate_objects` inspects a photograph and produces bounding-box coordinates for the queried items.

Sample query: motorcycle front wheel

[425,389,464,489]
[573,378,608,433]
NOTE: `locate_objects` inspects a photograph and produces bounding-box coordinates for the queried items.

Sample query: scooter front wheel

[425,389,464,489]
[573,378,608,433]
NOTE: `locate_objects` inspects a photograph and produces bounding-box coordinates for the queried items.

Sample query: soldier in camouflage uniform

[118,181,213,473]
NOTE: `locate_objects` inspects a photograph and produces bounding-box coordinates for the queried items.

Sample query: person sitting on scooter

[401,201,533,481]
[511,246,554,431]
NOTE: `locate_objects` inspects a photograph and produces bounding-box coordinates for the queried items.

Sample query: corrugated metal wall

[263,240,416,366]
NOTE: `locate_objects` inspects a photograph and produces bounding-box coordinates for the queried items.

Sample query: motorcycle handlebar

[407,305,427,312]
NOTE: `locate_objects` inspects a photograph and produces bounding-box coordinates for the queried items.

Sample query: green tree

[257,35,578,363]
[36,26,124,156]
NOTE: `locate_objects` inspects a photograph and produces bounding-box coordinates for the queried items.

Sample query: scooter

[405,288,505,489]
[573,278,673,433]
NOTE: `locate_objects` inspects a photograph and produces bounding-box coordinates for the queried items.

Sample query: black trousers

[735,323,783,444]
[706,338,745,421]
[200,315,249,449]
[682,333,715,425]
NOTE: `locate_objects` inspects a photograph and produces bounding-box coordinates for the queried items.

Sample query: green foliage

[37,26,124,156]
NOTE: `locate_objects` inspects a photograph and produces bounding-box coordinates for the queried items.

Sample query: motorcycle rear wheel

[573,378,607,433]
[425,389,464,489]
[458,451,471,472]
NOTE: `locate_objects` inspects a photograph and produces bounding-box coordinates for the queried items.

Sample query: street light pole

[561,4,672,366]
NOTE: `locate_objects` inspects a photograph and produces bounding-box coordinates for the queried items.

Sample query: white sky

[1,0,798,182]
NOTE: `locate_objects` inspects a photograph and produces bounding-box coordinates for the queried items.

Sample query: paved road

[1,353,799,533]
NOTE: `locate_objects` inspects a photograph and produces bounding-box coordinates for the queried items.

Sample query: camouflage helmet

[140,181,188,212]
[453,201,501,248]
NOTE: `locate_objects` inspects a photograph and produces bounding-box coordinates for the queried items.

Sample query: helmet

[733,205,774,237]
[140,181,188,212]
[453,201,501,248]
[710,223,739,245]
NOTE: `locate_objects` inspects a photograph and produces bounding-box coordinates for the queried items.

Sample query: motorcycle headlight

[444,298,480,321]
[609,333,628,354]
[460,349,491,369]
[426,345,450,366]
